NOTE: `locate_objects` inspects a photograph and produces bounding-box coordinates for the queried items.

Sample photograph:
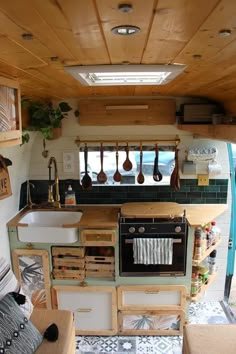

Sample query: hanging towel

[133,238,173,265]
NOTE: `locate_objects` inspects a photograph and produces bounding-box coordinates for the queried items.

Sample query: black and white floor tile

[75,302,229,354]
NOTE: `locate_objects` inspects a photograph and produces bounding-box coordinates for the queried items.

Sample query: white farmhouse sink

[17,210,83,244]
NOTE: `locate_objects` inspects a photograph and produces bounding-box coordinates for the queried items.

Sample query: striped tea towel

[133,238,173,265]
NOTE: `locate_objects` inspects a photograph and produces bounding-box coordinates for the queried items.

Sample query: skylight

[64,64,187,86]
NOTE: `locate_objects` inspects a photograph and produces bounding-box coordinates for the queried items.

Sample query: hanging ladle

[81,143,92,190]
[123,142,133,171]
[113,142,122,183]
[137,143,145,184]
[153,144,163,182]
[97,143,107,184]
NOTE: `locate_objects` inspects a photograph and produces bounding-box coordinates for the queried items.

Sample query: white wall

[0,133,36,262]
[27,98,232,301]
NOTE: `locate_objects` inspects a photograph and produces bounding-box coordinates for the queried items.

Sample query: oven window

[79,145,175,186]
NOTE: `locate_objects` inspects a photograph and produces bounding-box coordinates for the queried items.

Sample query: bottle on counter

[210,221,220,245]
[65,185,76,205]
[208,249,217,274]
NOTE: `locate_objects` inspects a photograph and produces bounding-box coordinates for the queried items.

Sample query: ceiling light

[218,29,231,37]
[64,64,187,86]
[22,33,34,40]
[111,25,140,35]
[118,4,133,13]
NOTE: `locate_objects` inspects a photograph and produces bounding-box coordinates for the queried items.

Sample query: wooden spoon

[123,143,133,171]
[113,143,122,182]
[137,143,145,184]
[97,143,107,184]
[153,144,163,182]
[170,147,180,191]
[81,144,92,190]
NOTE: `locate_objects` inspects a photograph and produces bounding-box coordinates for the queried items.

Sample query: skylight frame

[64,64,187,86]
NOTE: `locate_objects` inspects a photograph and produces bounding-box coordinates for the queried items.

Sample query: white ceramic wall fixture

[17,210,83,243]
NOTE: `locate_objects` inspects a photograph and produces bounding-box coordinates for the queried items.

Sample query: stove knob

[128,227,136,233]
[175,225,182,233]
[138,226,145,233]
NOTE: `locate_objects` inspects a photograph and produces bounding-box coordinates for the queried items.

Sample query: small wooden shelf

[191,272,218,302]
[178,124,236,144]
[192,238,221,266]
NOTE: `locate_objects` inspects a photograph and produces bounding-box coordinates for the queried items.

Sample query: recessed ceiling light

[218,29,231,37]
[64,64,187,86]
[118,4,133,13]
[111,25,140,35]
[22,33,34,40]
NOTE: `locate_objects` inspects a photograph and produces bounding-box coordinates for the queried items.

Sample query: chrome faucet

[48,156,61,208]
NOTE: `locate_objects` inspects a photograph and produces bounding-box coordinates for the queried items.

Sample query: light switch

[63,152,75,173]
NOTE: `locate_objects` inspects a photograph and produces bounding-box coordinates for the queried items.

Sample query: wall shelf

[178,124,236,144]
[192,238,221,266]
[191,272,218,302]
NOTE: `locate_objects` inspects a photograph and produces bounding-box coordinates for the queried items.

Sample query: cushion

[0,293,43,353]
[0,258,19,300]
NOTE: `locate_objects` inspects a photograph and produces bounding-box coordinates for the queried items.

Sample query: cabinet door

[81,229,116,246]
[118,310,185,335]
[117,285,187,311]
[52,286,117,335]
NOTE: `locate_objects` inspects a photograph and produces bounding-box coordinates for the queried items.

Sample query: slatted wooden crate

[85,248,115,279]
[52,246,85,280]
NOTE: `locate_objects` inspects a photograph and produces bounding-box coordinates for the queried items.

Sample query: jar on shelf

[193,227,203,259]
[210,221,220,245]
[191,270,201,297]
[208,249,217,275]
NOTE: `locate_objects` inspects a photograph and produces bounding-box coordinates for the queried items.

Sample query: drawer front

[118,310,185,335]
[85,255,115,279]
[117,285,187,310]
[53,286,117,335]
[81,229,116,246]
[52,246,85,280]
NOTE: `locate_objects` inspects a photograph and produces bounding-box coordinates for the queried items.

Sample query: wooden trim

[192,238,221,266]
[12,249,51,309]
[117,285,187,311]
[118,309,185,335]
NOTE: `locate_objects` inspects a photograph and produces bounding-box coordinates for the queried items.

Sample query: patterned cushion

[0,294,43,353]
[0,258,19,301]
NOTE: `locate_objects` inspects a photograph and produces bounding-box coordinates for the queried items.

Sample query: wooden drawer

[85,255,115,279]
[117,285,187,310]
[52,246,85,280]
[52,286,117,335]
[81,229,116,246]
[118,310,185,335]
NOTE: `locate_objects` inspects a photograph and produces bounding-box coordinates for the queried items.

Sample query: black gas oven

[119,215,188,276]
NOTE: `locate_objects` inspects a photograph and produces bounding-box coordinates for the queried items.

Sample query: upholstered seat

[183,324,236,354]
[31,309,75,354]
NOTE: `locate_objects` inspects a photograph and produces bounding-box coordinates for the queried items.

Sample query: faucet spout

[48,156,61,208]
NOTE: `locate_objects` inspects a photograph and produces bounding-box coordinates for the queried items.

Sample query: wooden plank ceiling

[0,0,236,112]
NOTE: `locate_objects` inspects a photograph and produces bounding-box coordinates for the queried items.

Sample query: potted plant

[21,99,75,142]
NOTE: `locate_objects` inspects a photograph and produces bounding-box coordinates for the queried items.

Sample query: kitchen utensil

[123,143,133,171]
[137,143,145,184]
[170,147,180,190]
[113,143,122,182]
[81,144,92,190]
[42,139,49,158]
[97,143,107,183]
[153,144,163,182]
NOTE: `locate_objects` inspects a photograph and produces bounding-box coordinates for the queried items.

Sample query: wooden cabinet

[0,76,22,148]
[117,285,187,335]
[52,286,117,335]
[81,229,116,246]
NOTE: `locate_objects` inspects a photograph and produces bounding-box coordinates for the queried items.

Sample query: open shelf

[192,238,221,266]
[191,272,218,302]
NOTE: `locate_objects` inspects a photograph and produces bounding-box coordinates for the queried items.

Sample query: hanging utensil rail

[75,136,180,146]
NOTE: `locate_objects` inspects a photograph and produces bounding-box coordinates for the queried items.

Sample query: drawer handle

[145,290,159,294]
[76,308,92,312]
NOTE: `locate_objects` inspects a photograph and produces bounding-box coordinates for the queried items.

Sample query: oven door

[119,231,188,277]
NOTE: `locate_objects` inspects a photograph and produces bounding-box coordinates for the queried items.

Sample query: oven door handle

[124,238,182,244]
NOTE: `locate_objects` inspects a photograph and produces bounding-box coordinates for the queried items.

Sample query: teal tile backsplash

[19,179,228,209]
